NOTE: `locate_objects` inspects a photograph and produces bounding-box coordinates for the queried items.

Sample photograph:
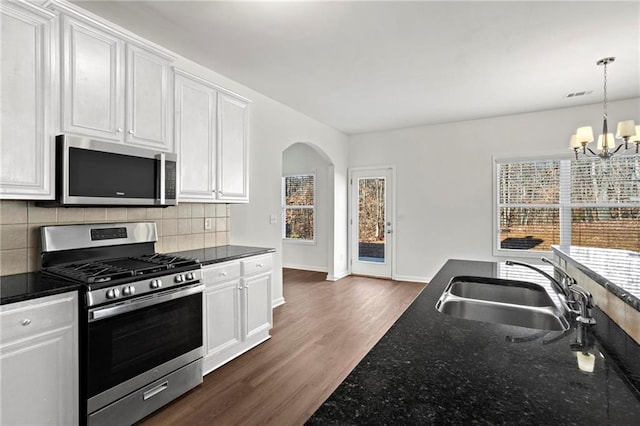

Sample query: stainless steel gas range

[40,222,203,426]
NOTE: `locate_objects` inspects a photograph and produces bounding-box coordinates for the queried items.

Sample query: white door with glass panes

[350,168,394,278]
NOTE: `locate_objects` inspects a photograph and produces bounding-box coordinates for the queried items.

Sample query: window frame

[493,154,640,258]
[492,154,569,259]
[282,172,316,244]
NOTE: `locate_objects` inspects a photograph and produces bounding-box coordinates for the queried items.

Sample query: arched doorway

[282,142,336,279]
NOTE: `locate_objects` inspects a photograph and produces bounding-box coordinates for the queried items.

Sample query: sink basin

[447,276,555,307]
[436,276,569,331]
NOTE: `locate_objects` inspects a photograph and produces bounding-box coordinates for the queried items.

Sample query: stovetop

[38,222,204,306]
[42,253,200,287]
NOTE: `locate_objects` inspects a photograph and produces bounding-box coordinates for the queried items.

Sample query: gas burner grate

[42,253,200,285]
[135,253,200,268]
[45,262,134,284]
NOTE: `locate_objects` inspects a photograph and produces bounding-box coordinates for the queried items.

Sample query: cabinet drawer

[241,255,272,276]
[1,292,77,342]
[203,261,241,285]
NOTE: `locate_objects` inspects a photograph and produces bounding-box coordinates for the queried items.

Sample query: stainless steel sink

[436,276,569,331]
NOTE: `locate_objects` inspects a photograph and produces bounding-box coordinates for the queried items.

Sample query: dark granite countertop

[553,245,640,311]
[0,273,81,305]
[171,245,275,266]
[1,245,274,305]
[309,259,640,425]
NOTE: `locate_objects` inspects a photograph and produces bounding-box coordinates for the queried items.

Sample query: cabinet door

[217,93,249,202]
[62,15,124,141]
[204,280,242,358]
[175,72,217,201]
[242,272,273,340]
[0,326,78,425]
[0,291,79,426]
[0,3,54,199]
[126,44,172,151]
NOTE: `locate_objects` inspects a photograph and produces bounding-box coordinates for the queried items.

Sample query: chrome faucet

[505,258,596,325]
[541,257,576,289]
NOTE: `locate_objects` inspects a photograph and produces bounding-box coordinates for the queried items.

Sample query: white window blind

[496,156,640,253]
[569,157,640,251]
[282,174,315,241]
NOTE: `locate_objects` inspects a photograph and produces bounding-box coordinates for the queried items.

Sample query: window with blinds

[282,174,315,241]
[496,156,639,253]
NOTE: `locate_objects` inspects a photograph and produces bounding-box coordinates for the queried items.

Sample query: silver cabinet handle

[117,128,123,133]
[256,264,263,268]
[128,129,134,135]
[21,319,31,326]
[220,271,227,277]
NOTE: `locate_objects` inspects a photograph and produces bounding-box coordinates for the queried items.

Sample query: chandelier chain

[603,61,608,119]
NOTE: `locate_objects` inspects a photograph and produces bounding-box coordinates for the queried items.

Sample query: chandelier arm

[610,143,625,155]
[586,147,599,157]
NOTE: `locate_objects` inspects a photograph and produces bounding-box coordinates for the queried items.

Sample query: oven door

[86,283,203,414]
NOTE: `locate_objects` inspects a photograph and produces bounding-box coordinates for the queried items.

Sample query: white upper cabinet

[0,1,55,199]
[125,44,171,150]
[175,69,250,203]
[61,14,173,151]
[218,94,249,202]
[175,70,217,201]
[61,15,123,141]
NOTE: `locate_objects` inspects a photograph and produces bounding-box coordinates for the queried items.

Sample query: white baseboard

[272,297,286,308]
[326,270,350,281]
[393,274,430,283]
[282,263,328,273]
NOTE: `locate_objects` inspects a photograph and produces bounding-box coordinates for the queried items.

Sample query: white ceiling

[72,1,640,135]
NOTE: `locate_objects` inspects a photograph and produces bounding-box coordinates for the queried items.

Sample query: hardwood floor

[140,269,425,426]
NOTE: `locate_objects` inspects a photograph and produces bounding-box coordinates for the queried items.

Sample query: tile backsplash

[0,201,230,276]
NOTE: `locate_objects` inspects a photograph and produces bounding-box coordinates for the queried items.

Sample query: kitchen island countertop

[308,259,640,425]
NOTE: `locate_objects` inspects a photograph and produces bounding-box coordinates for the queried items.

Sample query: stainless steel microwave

[43,135,177,207]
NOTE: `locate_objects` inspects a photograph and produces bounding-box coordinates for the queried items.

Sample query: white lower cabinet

[202,254,273,374]
[0,291,79,426]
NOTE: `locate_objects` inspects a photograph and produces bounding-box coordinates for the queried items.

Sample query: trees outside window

[496,156,639,253]
[283,174,315,241]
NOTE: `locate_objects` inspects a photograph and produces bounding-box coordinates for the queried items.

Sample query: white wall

[171,57,349,308]
[282,143,331,272]
[348,98,640,282]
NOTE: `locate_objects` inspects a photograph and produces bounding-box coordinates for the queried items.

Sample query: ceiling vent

[566,90,593,98]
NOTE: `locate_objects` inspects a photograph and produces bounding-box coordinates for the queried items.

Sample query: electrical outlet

[269,214,277,224]
[204,218,213,230]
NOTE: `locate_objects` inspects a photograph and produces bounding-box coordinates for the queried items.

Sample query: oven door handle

[89,283,203,322]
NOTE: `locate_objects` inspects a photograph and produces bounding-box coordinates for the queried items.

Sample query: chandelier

[570,57,639,159]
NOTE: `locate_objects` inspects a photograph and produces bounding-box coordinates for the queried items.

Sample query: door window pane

[358,178,386,262]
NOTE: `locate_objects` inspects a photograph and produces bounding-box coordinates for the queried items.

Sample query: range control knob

[174,274,184,283]
[122,286,135,296]
[106,288,121,299]
[186,272,195,281]
[150,279,162,289]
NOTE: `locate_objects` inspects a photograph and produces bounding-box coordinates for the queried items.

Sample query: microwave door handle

[157,153,165,205]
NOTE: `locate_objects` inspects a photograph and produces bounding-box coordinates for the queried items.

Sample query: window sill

[283,238,317,246]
